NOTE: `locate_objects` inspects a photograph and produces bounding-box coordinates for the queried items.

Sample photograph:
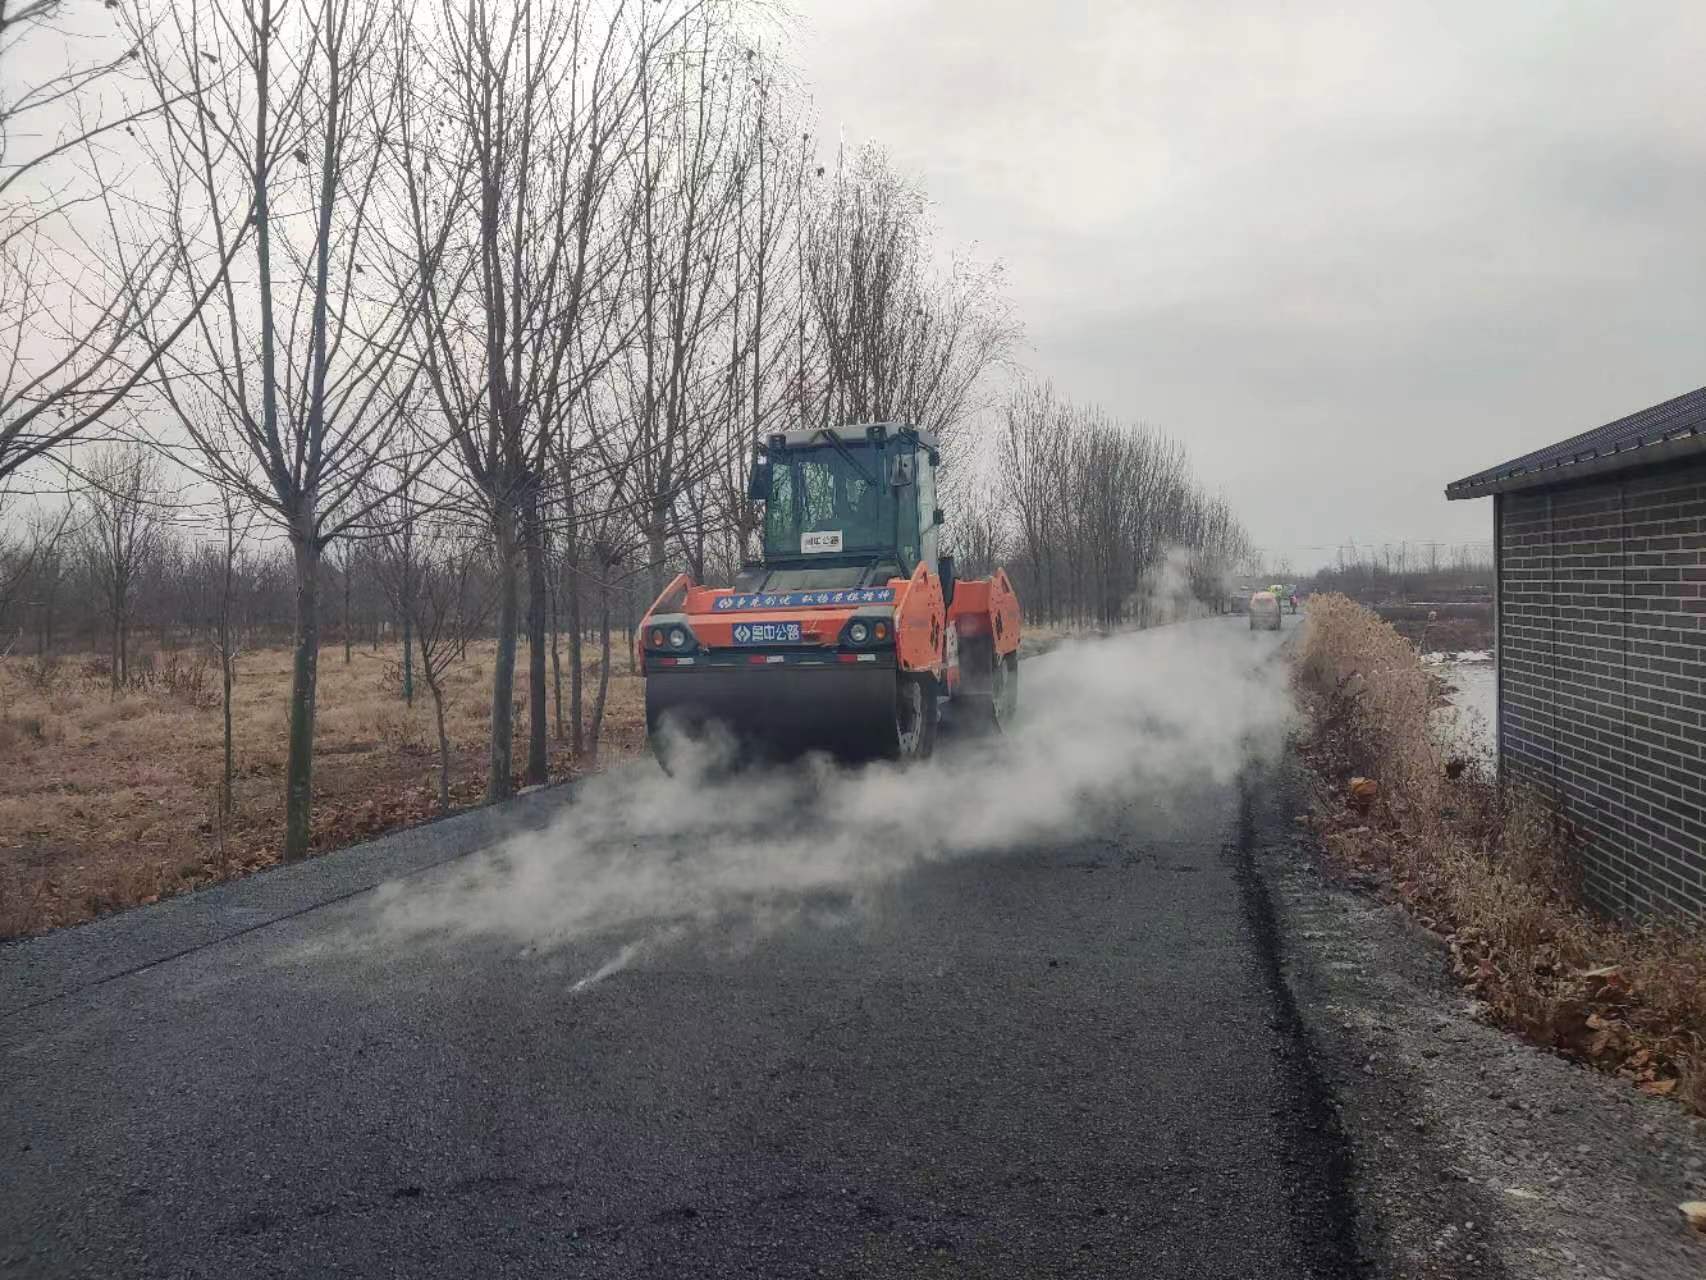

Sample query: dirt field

[0,640,645,939]
[1369,600,1494,652]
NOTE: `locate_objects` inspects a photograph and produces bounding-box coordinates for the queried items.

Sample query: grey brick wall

[1497,455,1706,917]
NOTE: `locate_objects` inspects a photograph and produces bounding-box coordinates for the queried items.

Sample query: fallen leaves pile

[310,779,488,851]
[1307,765,1706,1115]
[1296,597,1706,1120]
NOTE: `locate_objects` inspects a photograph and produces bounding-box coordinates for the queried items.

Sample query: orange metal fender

[893,561,946,678]
[947,567,1022,657]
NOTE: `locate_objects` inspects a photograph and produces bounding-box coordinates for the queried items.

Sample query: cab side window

[916,453,938,573]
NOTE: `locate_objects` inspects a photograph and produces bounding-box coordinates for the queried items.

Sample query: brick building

[1446,386,1706,918]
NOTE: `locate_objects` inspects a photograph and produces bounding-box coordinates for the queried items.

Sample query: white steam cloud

[363,617,1294,974]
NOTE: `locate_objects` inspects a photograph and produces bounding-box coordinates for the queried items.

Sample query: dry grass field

[0,639,645,939]
[2,616,1114,940]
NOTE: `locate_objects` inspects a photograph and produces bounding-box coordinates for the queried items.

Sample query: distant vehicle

[1249,591,1282,631]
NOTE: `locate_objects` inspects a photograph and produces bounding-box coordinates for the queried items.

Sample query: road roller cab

[639,423,1022,765]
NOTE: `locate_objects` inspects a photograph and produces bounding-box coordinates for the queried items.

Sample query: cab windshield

[762,444,917,563]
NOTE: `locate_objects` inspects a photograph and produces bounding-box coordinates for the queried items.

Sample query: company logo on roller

[731,621,801,644]
[713,589,894,611]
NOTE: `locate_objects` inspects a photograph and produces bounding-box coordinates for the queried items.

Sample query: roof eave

[1445,430,1706,500]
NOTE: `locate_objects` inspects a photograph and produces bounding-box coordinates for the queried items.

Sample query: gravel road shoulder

[1258,753,1706,1278]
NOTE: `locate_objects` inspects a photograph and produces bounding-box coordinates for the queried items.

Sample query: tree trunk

[221,649,234,810]
[523,490,548,785]
[342,561,352,664]
[550,564,564,742]
[428,676,451,814]
[283,535,322,862]
[568,557,584,757]
[590,576,611,759]
[623,577,637,675]
[487,510,519,802]
[401,606,414,706]
[647,519,668,602]
[220,535,235,835]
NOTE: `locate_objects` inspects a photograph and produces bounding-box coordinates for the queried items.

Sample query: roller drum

[646,664,913,765]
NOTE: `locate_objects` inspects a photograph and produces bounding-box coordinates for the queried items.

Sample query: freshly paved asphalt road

[1,617,1357,1278]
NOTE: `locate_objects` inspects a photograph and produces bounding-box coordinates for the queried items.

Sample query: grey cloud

[793,0,1706,564]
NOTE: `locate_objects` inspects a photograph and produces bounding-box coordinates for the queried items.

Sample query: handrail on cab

[646,572,694,617]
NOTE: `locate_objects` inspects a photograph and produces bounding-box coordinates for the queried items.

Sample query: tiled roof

[1445,385,1706,498]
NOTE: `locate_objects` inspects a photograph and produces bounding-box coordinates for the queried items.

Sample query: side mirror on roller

[939,553,957,608]
[746,456,770,501]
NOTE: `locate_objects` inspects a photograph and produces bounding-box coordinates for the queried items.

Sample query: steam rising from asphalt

[371,617,1293,975]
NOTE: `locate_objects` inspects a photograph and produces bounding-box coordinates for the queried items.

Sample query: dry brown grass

[1296,593,1706,1115]
[0,638,645,939]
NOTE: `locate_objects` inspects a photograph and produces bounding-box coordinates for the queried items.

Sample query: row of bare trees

[0,451,667,817]
[1307,544,1495,604]
[965,381,1252,627]
[2,0,1244,864]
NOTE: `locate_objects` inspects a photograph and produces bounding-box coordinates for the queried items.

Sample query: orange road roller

[638,423,1021,765]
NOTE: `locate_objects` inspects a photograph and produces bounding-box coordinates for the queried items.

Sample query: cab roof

[763,423,940,453]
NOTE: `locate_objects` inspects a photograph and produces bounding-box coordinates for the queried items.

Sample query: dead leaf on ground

[1680,1201,1706,1234]
[1639,1078,1677,1097]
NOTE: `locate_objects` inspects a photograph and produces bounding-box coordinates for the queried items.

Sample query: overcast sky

[790,0,1706,569]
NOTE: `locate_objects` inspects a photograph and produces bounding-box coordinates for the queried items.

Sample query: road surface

[1,615,1462,1277]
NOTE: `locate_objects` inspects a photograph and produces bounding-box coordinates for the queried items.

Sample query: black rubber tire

[960,651,1018,735]
[995,652,1018,728]
[892,673,938,762]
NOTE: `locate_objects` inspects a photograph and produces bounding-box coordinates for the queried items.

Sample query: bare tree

[998,379,1064,622]
[996,378,1250,626]
[623,12,749,596]
[324,533,359,664]
[78,443,166,689]
[202,481,257,859]
[694,45,808,582]
[128,0,424,860]
[0,1,240,483]
[804,144,1016,450]
[396,0,654,797]
[0,485,71,653]
[364,466,427,707]
[412,523,497,812]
